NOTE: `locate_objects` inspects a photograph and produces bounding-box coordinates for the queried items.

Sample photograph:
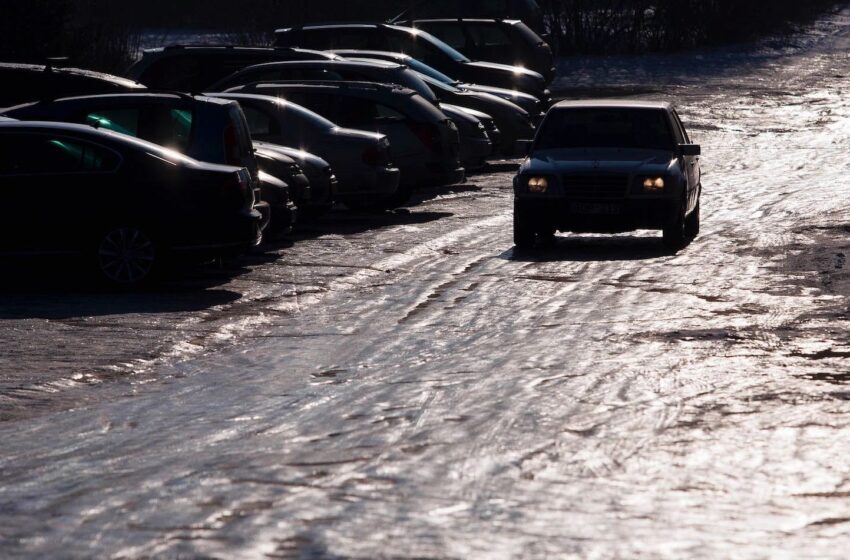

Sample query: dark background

[0,0,839,73]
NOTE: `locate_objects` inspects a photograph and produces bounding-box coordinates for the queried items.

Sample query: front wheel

[514,199,536,250]
[662,197,688,252]
[96,226,158,287]
[685,199,701,240]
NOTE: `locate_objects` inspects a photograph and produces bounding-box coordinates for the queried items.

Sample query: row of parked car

[0,19,555,286]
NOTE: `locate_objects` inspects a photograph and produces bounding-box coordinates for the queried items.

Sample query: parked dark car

[331,50,549,112]
[404,19,555,82]
[252,149,302,237]
[227,82,465,203]
[254,141,338,218]
[126,46,340,92]
[206,92,399,209]
[0,121,262,285]
[274,23,549,98]
[514,100,702,251]
[0,63,145,109]
[2,93,272,230]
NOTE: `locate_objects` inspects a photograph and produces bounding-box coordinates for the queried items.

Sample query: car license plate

[569,202,622,215]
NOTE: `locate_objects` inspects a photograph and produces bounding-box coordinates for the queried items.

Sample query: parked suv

[514,100,702,251]
[126,46,339,92]
[207,92,400,209]
[2,93,275,230]
[227,83,465,202]
[274,23,548,98]
[0,121,262,285]
[403,19,554,82]
[0,63,145,109]
[390,0,547,35]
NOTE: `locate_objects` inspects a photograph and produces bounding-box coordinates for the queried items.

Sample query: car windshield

[417,72,459,94]
[393,26,471,63]
[277,99,336,131]
[535,108,674,151]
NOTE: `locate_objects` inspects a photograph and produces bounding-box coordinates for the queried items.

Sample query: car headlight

[642,177,665,192]
[527,176,549,193]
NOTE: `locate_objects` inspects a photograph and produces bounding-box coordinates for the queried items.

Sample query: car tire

[95,226,158,287]
[685,199,701,240]
[662,196,688,252]
[514,198,536,250]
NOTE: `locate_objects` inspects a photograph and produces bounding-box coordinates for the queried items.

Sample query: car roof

[410,18,522,26]
[10,92,234,109]
[0,63,144,89]
[552,99,673,111]
[239,81,418,98]
[239,59,405,73]
[140,45,323,56]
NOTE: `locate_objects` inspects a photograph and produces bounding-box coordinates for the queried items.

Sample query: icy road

[2,9,850,559]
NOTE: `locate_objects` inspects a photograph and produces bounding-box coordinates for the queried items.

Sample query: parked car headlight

[642,177,665,192]
[527,176,549,193]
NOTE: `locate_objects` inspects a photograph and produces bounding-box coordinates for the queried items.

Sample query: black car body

[3,92,270,229]
[254,141,338,217]
[0,63,145,109]
[253,148,302,236]
[405,19,555,82]
[0,121,262,284]
[126,46,340,92]
[514,100,702,251]
[274,23,548,98]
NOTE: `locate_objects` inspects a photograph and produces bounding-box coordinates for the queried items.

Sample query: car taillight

[223,124,241,166]
[222,168,254,207]
[407,121,442,153]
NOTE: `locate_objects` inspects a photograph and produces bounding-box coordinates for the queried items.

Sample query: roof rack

[238,79,411,94]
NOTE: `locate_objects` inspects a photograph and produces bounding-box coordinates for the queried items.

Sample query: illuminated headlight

[642,177,665,192]
[527,176,549,193]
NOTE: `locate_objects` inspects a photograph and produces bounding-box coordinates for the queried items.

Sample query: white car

[206,92,400,209]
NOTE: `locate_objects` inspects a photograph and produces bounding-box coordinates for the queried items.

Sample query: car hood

[332,127,387,143]
[455,90,528,118]
[254,141,330,170]
[439,103,481,126]
[461,83,540,106]
[523,148,677,175]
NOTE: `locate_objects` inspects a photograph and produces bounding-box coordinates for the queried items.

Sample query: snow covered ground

[1,7,850,558]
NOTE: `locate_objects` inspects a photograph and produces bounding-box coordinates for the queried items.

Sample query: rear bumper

[337,166,401,200]
[172,208,264,258]
[255,201,272,232]
[460,138,493,170]
[268,201,297,237]
[517,196,677,233]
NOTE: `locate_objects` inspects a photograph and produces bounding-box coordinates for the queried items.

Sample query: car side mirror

[679,144,701,157]
[516,139,533,155]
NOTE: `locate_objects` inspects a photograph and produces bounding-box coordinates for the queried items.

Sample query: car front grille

[561,174,629,199]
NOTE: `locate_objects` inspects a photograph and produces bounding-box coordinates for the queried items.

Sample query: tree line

[538,0,840,54]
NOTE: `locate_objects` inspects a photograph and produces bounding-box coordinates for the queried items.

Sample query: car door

[335,97,421,166]
[0,131,120,251]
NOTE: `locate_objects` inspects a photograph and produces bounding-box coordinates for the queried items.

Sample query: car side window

[375,104,406,123]
[672,110,691,144]
[0,133,120,174]
[422,24,468,50]
[467,24,513,48]
[335,97,379,127]
[242,105,281,136]
[86,108,140,136]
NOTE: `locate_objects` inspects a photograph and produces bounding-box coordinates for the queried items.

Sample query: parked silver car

[206,92,400,209]
[221,83,465,205]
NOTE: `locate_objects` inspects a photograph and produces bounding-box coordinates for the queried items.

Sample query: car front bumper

[517,196,678,233]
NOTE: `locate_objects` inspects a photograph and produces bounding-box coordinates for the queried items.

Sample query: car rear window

[535,108,675,151]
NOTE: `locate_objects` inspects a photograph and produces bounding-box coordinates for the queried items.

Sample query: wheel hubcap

[98,228,155,285]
